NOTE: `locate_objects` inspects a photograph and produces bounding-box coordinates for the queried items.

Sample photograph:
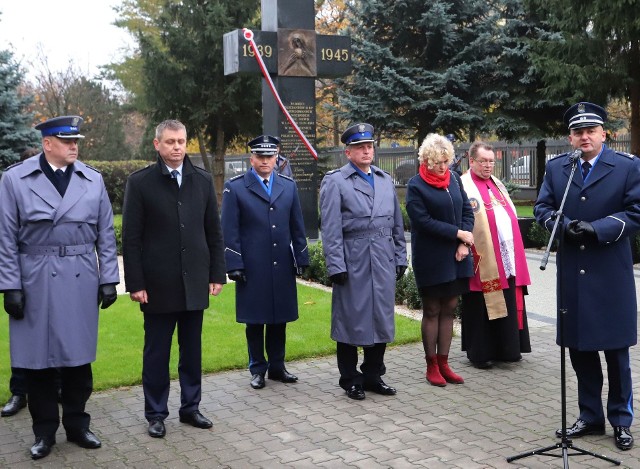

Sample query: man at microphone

[535,102,640,451]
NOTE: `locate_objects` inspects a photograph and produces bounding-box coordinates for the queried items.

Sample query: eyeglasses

[473,159,495,166]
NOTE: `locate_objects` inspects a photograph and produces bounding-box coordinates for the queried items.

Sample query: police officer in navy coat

[221,135,309,390]
[535,102,640,451]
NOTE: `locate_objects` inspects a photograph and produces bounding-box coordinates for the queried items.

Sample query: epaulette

[229,174,244,181]
[616,151,635,159]
[277,173,294,181]
[83,163,101,173]
[3,161,24,171]
[326,169,340,175]
[549,153,565,162]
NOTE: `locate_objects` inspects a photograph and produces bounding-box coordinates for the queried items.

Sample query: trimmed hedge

[86,160,150,214]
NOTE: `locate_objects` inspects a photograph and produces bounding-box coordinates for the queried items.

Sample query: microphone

[568,149,582,162]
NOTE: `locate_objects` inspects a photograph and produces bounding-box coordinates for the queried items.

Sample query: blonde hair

[418,133,454,169]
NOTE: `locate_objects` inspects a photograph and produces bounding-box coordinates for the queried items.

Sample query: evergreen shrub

[86,160,150,214]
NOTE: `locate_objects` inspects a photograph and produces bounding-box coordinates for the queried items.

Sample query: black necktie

[171,170,180,186]
[581,161,591,180]
[263,178,269,187]
[53,169,66,195]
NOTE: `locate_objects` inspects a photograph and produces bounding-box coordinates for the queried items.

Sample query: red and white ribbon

[242,28,318,160]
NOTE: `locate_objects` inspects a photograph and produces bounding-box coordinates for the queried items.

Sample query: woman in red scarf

[406,134,475,386]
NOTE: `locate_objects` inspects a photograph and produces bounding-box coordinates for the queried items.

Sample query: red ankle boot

[437,354,464,384]
[425,355,446,386]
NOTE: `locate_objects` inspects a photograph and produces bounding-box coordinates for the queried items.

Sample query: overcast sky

[0,0,134,80]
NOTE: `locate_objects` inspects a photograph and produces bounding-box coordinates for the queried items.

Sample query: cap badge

[72,117,80,126]
[358,124,365,133]
[577,103,585,113]
[262,135,269,142]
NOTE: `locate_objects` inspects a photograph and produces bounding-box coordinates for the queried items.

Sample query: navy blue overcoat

[221,171,309,324]
[535,146,640,350]
[405,171,474,287]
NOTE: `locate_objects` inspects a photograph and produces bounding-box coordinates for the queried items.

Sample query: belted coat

[0,155,119,369]
[220,171,309,325]
[122,155,227,314]
[534,146,640,350]
[319,164,407,346]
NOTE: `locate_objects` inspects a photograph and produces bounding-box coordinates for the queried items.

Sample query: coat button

[273,243,277,247]
[52,272,57,277]
[581,196,586,201]
[580,245,585,250]
[183,271,187,275]
[272,225,276,229]
[270,207,274,211]
[181,224,185,228]
[579,269,585,275]
[273,261,277,266]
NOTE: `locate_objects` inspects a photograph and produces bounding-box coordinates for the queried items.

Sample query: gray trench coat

[0,155,119,369]
[319,164,407,346]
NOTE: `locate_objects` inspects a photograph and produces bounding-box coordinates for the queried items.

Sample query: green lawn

[515,204,534,218]
[0,284,421,401]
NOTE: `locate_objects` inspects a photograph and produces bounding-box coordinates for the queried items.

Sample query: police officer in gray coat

[319,123,407,400]
[535,102,640,451]
[221,136,309,390]
[0,116,119,459]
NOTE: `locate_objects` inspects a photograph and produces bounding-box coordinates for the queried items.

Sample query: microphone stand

[507,156,620,467]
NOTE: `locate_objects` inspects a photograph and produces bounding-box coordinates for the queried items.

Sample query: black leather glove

[228,270,247,283]
[3,290,24,320]
[296,266,306,276]
[396,265,407,281]
[566,220,597,243]
[329,272,348,285]
[98,284,118,310]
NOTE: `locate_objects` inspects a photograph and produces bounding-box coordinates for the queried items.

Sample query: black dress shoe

[346,384,365,400]
[179,411,213,429]
[148,418,166,438]
[66,428,101,449]
[30,436,55,460]
[363,380,397,396]
[555,419,605,438]
[1,394,27,417]
[250,373,266,389]
[614,426,634,450]
[268,369,298,383]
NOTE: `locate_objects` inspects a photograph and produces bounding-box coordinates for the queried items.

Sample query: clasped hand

[565,220,596,243]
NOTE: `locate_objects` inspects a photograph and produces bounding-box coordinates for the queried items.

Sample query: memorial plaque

[223,0,352,239]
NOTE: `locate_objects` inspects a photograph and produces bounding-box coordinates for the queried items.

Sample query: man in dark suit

[221,135,309,390]
[535,102,640,451]
[122,119,226,438]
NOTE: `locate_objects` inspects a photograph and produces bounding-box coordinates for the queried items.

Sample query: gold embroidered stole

[461,173,508,320]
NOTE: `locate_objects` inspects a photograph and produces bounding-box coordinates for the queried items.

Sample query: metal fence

[214,134,632,188]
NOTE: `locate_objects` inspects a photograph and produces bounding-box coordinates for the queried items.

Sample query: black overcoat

[122,155,226,313]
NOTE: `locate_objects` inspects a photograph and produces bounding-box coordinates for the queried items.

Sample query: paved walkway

[1,252,639,468]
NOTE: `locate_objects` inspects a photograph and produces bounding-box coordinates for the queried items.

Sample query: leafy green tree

[116,0,262,199]
[527,0,640,155]
[0,49,40,169]
[337,0,504,143]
